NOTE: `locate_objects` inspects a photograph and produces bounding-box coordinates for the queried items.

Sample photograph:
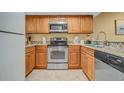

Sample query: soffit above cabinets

[25,12,101,17]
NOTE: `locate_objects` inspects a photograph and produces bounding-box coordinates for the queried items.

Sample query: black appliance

[95,50,124,73]
[106,54,124,73]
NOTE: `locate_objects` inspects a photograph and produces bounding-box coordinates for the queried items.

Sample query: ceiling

[25,12,101,17]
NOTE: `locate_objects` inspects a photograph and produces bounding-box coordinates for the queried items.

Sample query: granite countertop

[25,44,48,47]
[25,43,81,47]
[81,44,124,58]
[68,43,81,45]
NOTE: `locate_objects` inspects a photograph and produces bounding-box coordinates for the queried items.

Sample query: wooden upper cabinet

[26,16,36,33]
[36,16,49,34]
[25,15,93,34]
[68,16,81,33]
[81,15,93,34]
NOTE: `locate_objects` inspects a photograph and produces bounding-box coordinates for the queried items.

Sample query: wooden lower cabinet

[25,45,95,80]
[36,52,47,68]
[81,46,94,80]
[86,54,94,80]
[68,45,81,69]
[35,46,47,69]
[26,46,47,76]
[81,52,87,74]
[69,52,80,68]
[31,53,35,69]
[26,53,31,76]
[25,47,35,76]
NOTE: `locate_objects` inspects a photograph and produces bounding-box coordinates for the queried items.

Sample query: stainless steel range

[48,37,68,69]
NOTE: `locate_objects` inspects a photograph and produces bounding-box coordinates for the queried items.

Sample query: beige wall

[92,12,124,42]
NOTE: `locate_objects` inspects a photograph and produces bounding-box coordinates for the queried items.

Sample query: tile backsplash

[26,34,124,50]
[26,33,89,43]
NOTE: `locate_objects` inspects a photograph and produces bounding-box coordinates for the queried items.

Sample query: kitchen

[25,14,94,81]
[0,12,124,81]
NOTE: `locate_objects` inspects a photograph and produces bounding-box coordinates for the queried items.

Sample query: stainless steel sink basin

[94,45,104,48]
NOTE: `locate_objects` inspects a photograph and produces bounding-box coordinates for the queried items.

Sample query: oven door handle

[49,48,66,51]
[49,47,68,51]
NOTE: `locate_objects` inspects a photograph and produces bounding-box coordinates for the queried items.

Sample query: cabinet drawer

[81,46,87,53]
[26,47,35,53]
[87,48,94,56]
[69,45,80,52]
[81,46,94,56]
[36,46,47,53]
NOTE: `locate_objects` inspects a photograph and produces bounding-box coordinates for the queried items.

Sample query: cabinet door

[36,52,47,69]
[26,53,30,76]
[25,53,32,76]
[68,16,81,33]
[81,52,87,73]
[26,47,35,76]
[68,52,80,69]
[86,54,94,80]
[36,16,49,33]
[31,53,35,69]
[26,16,36,33]
[81,16,93,34]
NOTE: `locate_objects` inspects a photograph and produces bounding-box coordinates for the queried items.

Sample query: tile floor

[26,69,88,81]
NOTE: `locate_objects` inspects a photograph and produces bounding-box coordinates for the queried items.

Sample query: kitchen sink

[94,45,104,48]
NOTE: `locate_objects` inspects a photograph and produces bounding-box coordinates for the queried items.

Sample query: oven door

[48,46,68,63]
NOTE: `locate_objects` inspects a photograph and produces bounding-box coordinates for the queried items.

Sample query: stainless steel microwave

[49,21,68,33]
